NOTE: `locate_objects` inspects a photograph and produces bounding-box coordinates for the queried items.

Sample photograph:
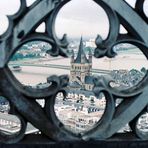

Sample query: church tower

[70,37,92,87]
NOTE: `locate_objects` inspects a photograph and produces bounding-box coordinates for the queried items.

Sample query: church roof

[74,37,89,64]
[68,89,94,97]
[84,76,94,85]
[69,81,81,88]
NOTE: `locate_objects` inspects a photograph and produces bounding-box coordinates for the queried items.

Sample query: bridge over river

[9,63,111,75]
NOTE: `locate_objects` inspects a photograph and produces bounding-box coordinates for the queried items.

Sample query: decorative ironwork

[0,0,147,143]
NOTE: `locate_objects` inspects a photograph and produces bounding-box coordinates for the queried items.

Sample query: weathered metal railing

[0,0,148,144]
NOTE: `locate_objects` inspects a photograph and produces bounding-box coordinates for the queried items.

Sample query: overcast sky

[0,0,148,39]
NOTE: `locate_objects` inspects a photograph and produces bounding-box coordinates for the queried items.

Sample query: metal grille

[0,0,148,143]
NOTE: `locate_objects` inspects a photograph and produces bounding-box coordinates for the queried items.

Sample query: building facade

[69,38,94,91]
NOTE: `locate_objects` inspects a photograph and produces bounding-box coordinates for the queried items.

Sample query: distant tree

[141,67,147,74]
[84,47,93,52]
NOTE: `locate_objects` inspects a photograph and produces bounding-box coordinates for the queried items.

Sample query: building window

[89,85,91,90]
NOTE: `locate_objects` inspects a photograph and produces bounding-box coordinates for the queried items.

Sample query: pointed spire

[71,49,74,57]
[74,37,89,63]
[88,48,92,63]
[79,36,83,50]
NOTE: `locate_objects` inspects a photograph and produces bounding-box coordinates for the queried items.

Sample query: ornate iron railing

[0,0,148,144]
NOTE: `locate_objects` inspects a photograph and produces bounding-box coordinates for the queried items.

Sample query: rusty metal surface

[0,0,147,143]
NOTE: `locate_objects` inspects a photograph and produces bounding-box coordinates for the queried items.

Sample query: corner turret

[71,50,74,63]
[88,49,92,63]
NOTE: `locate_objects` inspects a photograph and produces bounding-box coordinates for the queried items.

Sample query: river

[9,53,148,86]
